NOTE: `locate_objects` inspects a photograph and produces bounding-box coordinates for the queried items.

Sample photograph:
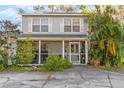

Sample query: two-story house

[18,13,89,65]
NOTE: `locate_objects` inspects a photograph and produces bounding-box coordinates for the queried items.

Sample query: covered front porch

[31,39,88,65]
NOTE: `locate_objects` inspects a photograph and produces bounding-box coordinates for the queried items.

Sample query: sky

[0,5,34,23]
[0,5,95,24]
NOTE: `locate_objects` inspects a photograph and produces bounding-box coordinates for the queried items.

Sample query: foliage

[0,20,19,66]
[101,62,124,72]
[0,20,19,31]
[59,5,75,13]
[80,5,96,14]
[19,5,91,13]
[33,5,44,13]
[43,55,72,71]
[0,55,5,71]
[18,8,25,15]
[15,38,35,64]
[9,65,43,72]
[0,64,5,71]
[88,5,123,67]
[120,26,124,63]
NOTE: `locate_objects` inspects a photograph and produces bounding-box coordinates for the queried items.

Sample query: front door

[69,42,80,65]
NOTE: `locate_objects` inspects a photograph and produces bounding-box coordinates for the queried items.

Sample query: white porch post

[69,42,71,63]
[62,40,65,58]
[39,40,41,64]
[85,40,88,64]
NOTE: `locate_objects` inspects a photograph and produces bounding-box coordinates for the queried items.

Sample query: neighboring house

[18,13,89,65]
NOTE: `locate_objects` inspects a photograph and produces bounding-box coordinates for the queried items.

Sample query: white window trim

[72,18,81,32]
[31,18,49,32]
[64,18,81,32]
[31,18,40,32]
[28,18,32,32]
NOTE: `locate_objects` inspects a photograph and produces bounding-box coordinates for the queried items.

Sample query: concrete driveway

[0,66,124,88]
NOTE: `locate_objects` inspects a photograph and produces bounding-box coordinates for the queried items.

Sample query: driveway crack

[41,79,48,88]
[1,77,10,87]
[107,72,113,88]
[77,71,91,85]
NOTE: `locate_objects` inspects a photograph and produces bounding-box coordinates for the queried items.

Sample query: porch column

[38,40,41,64]
[85,40,88,64]
[62,40,65,58]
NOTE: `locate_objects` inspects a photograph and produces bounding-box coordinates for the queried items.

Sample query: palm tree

[88,5,122,66]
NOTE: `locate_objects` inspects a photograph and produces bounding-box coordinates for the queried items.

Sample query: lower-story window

[41,42,48,64]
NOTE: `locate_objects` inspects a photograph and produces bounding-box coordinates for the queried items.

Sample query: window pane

[64,19,71,32]
[41,19,48,32]
[32,19,40,32]
[32,25,40,32]
[71,55,79,61]
[41,42,48,52]
[64,26,71,32]
[64,19,71,25]
[73,19,80,32]
[73,26,80,32]
[33,19,40,25]
[41,42,48,64]
[41,25,48,32]
[73,19,80,25]
[41,19,48,25]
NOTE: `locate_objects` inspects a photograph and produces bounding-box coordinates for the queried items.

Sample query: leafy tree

[0,20,19,65]
[16,38,35,64]
[88,5,123,67]
[0,20,19,31]
[18,8,25,15]
[60,5,75,13]
[33,5,44,13]
[80,5,87,13]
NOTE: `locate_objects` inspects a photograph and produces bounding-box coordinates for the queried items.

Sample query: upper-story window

[73,19,80,32]
[32,18,48,32]
[32,19,40,32]
[64,18,80,32]
[41,19,48,32]
[64,19,71,32]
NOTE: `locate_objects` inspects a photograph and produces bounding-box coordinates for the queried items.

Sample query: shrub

[16,38,35,64]
[0,62,5,71]
[0,54,6,71]
[43,55,72,71]
[0,61,6,71]
[10,63,19,71]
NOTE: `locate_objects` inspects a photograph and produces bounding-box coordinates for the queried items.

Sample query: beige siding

[28,18,32,32]
[52,18,61,32]
[22,17,29,33]
[22,16,88,33]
